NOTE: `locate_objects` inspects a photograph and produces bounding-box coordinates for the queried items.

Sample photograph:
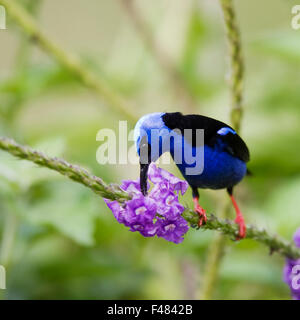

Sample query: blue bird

[134,112,250,239]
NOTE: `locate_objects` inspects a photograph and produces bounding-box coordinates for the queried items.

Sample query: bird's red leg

[193,197,207,228]
[230,195,246,240]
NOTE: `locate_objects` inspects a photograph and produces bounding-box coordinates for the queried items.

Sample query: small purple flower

[126,196,157,225]
[156,216,190,244]
[283,228,300,300]
[148,164,188,195]
[104,163,189,244]
[150,183,185,219]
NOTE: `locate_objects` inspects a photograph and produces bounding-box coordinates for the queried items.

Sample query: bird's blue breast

[171,136,247,190]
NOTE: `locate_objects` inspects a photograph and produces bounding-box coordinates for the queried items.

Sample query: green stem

[0,0,137,123]
[200,0,245,299]
[220,0,244,133]
[200,233,226,300]
[0,136,299,260]
[199,201,230,300]
[0,136,129,202]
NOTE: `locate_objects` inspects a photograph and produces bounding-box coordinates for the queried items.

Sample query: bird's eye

[139,136,149,150]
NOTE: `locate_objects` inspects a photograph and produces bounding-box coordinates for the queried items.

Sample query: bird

[134,112,251,239]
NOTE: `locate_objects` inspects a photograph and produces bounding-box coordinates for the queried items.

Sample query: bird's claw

[194,205,207,228]
[234,216,246,240]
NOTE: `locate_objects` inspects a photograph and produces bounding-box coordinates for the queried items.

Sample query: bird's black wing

[162,112,250,162]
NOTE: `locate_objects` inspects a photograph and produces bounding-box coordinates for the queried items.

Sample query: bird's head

[134,112,171,195]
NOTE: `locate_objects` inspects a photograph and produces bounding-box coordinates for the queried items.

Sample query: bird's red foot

[234,215,246,240]
[193,198,207,228]
[230,195,246,240]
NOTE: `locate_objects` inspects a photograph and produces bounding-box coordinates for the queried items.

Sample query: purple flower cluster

[104,163,189,244]
[283,228,300,300]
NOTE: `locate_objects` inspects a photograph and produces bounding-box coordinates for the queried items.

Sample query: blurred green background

[0,0,300,299]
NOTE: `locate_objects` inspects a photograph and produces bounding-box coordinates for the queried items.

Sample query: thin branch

[0,136,299,260]
[220,0,244,133]
[0,137,129,202]
[120,0,198,113]
[0,0,137,123]
[200,0,245,299]
[199,201,230,300]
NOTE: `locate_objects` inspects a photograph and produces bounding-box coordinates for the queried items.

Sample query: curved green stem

[0,136,299,260]
[0,136,129,202]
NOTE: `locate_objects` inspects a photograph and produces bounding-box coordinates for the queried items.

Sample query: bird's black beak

[140,163,149,196]
[139,136,151,196]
